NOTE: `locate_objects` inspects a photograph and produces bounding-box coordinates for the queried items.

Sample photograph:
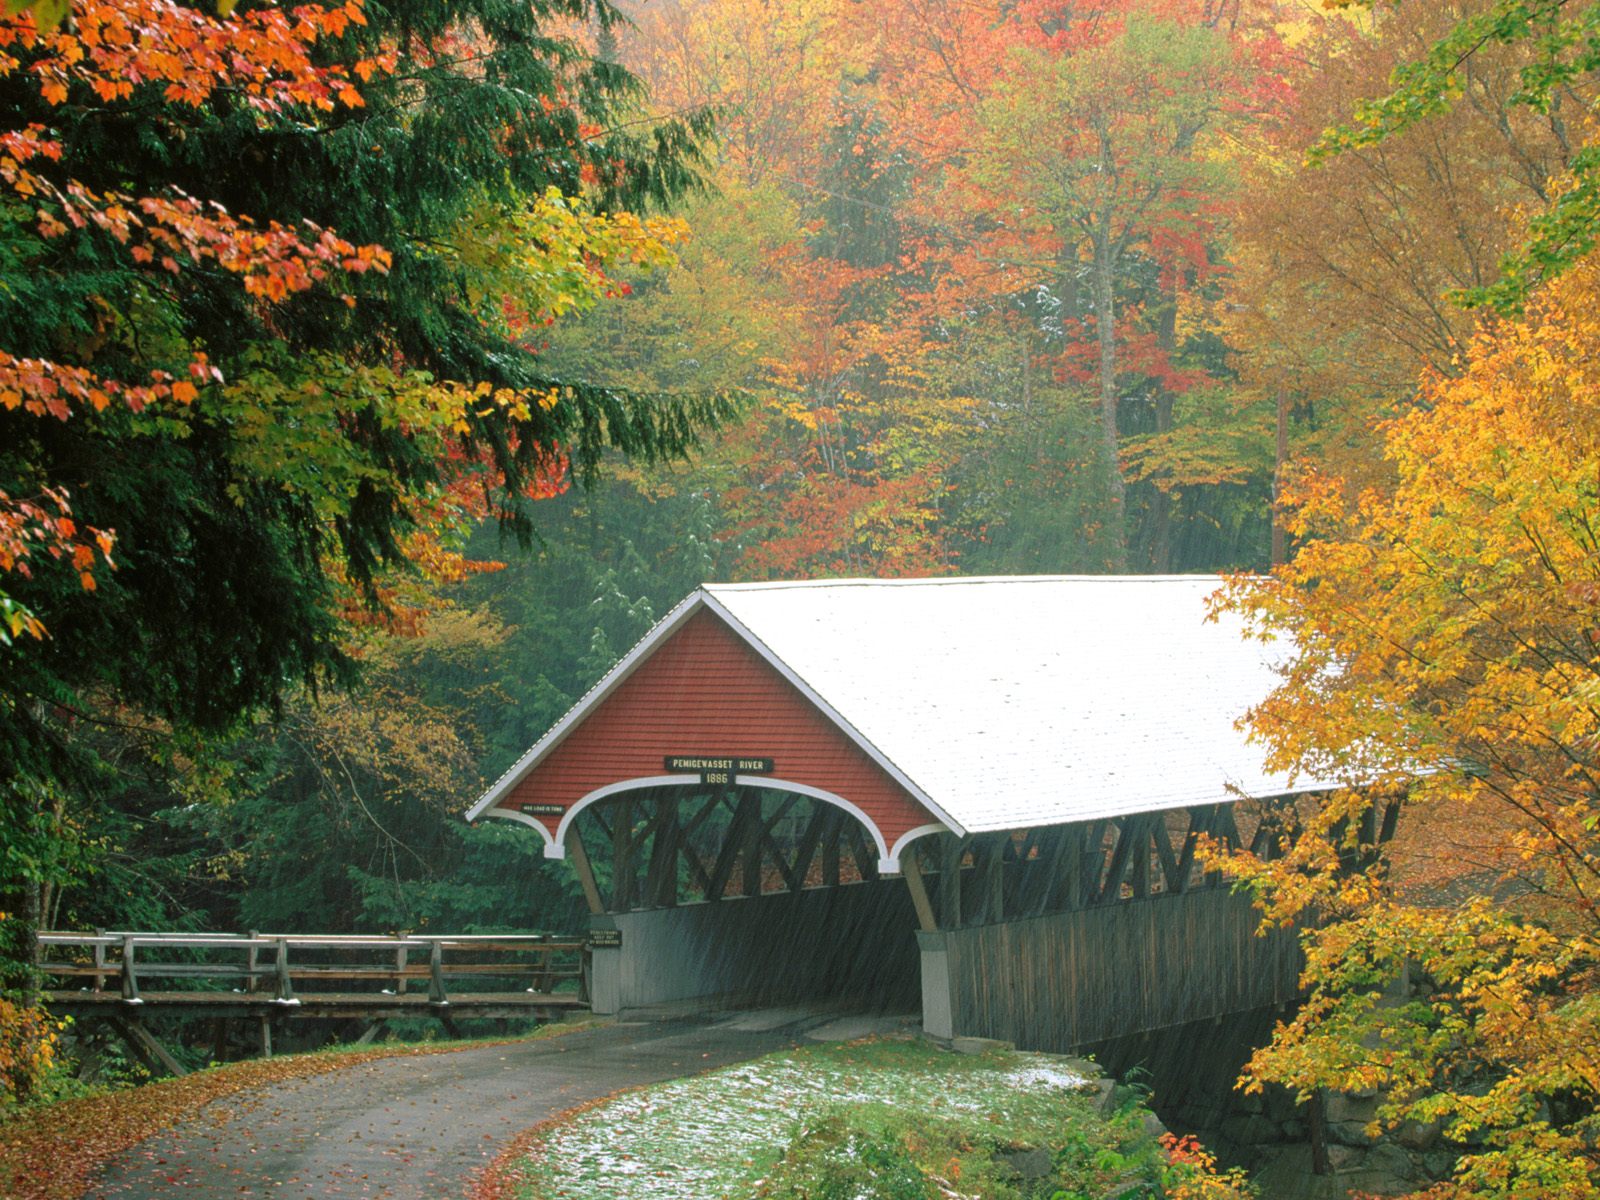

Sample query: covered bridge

[466,575,1345,1050]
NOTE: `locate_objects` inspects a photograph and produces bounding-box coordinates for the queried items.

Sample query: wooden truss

[569,786,1402,928]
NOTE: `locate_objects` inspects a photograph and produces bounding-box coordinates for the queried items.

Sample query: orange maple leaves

[0,485,114,608]
[2,0,391,114]
[0,350,219,420]
[0,0,401,626]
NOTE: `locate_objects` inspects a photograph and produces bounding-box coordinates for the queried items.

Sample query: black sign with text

[663,755,775,786]
[519,803,564,817]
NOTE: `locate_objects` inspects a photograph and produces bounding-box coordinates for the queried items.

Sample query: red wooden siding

[501,607,937,848]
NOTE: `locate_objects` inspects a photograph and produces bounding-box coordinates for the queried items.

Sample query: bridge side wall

[589,878,920,1013]
[932,889,1300,1050]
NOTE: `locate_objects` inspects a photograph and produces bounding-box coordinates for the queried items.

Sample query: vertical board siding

[946,889,1300,1049]
[504,608,936,847]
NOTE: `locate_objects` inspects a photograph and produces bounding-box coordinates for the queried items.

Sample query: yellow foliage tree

[1214,253,1600,1197]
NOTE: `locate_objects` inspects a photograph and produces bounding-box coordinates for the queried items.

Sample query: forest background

[4,0,1600,1193]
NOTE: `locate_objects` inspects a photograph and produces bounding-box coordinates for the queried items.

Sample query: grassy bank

[478,1037,1253,1200]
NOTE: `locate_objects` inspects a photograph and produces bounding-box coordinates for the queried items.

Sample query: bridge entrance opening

[570,783,921,1014]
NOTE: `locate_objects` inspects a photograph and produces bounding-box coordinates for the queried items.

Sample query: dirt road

[84,1010,844,1199]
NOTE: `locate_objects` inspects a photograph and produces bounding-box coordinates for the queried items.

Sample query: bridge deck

[47,989,586,1021]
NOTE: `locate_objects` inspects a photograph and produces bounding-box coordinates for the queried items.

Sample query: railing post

[120,935,140,1003]
[92,928,107,994]
[428,940,448,1004]
[533,945,553,995]
[245,930,260,995]
[273,938,294,1002]
[394,942,408,996]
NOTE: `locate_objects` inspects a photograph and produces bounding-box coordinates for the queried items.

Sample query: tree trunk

[1146,294,1180,571]
[1148,392,1175,571]
[19,864,41,1010]
[1271,391,1289,567]
[1092,236,1128,569]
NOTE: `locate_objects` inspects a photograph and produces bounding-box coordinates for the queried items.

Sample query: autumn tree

[1213,252,1600,1198]
[0,0,728,1031]
[1315,0,1600,314]
[956,12,1243,565]
[1223,0,1587,499]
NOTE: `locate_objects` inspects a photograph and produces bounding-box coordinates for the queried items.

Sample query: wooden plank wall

[944,887,1300,1049]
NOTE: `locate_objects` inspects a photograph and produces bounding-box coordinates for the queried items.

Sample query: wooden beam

[1214,805,1244,850]
[789,807,830,892]
[273,938,294,1002]
[1097,817,1140,904]
[428,940,448,1004]
[681,794,721,839]
[565,827,605,915]
[120,936,139,1002]
[678,838,715,898]
[112,1017,188,1078]
[644,797,681,908]
[1079,820,1108,908]
[708,792,757,901]
[760,795,799,836]
[1379,796,1402,844]
[1131,816,1152,899]
[974,835,1005,923]
[759,829,801,893]
[741,792,765,897]
[1032,826,1075,916]
[353,1020,385,1046]
[822,810,842,887]
[1152,816,1181,893]
[1174,808,1204,892]
[210,1017,229,1065]
[611,795,636,911]
[846,822,880,883]
[901,849,939,933]
[940,835,965,928]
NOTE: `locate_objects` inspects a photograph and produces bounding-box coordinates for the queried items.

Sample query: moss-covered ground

[491,1037,1244,1200]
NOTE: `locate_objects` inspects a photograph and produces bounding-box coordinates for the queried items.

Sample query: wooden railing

[39,931,588,1007]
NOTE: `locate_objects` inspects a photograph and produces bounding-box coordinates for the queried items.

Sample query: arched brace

[888,823,951,872]
[544,776,688,859]
[738,777,896,874]
[479,806,561,856]
[530,774,902,873]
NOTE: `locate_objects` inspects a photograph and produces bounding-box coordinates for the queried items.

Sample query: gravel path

[84,1012,821,1199]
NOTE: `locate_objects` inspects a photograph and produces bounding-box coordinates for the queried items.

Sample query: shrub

[0,999,61,1114]
[756,1111,940,1200]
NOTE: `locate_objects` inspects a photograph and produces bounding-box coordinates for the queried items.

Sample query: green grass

[509,1038,1183,1200]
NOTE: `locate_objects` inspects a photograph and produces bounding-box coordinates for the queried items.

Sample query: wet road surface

[84,1009,864,1199]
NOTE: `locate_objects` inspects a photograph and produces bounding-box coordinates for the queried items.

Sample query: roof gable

[468,602,945,849]
[471,575,1338,841]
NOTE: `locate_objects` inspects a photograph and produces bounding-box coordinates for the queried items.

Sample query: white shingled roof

[702,576,1335,832]
[469,575,1340,836]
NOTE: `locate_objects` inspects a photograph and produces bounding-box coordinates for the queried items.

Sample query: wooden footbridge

[40,931,588,1075]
